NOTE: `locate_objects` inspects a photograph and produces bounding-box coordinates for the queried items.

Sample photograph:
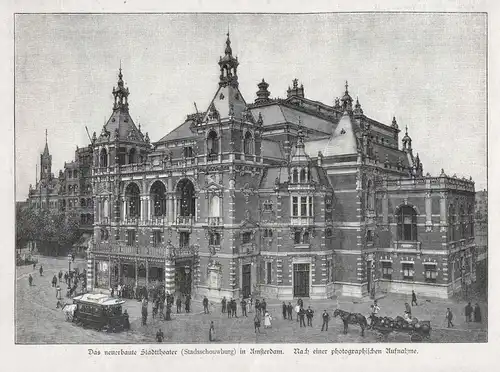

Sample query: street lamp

[68,253,72,273]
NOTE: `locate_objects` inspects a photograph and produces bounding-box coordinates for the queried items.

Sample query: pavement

[15,255,487,344]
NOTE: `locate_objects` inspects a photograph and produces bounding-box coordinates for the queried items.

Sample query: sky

[14,13,487,200]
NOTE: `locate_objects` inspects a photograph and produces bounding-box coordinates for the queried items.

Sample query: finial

[405,126,408,136]
[345,80,349,93]
[45,129,48,144]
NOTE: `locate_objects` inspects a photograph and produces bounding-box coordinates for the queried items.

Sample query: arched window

[150,181,166,217]
[292,169,298,183]
[243,132,253,155]
[207,131,218,157]
[176,179,196,217]
[209,195,220,217]
[397,206,417,241]
[103,199,109,219]
[125,183,140,218]
[100,148,108,167]
[448,204,456,241]
[303,231,310,244]
[129,148,136,164]
[300,168,307,183]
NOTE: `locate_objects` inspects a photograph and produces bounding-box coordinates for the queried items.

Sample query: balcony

[293,243,311,251]
[290,216,314,226]
[91,243,167,258]
[176,215,194,226]
[393,241,422,253]
[123,217,139,226]
[149,217,165,226]
[205,217,223,227]
[241,243,255,254]
[97,217,109,225]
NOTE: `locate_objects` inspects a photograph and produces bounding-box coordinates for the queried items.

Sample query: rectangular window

[424,264,437,283]
[301,197,307,216]
[367,230,373,242]
[308,197,313,216]
[179,232,190,248]
[292,197,298,216]
[382,261,393,280]
[402,263,414,280]
[126,230,136,246]
[242,232,251,244]
[266,262,272,284]
[153,230,162,247]
[294,231,301,244]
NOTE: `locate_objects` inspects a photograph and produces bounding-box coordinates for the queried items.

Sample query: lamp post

[68,253,72,274]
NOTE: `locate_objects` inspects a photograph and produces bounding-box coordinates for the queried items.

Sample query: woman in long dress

[209,321,216,341]
[264,311,272,329]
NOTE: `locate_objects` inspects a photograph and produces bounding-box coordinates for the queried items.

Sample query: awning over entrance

[73,233,92,249]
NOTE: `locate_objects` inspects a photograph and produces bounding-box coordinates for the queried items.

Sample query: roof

[96,109,145,144]
[203,84,247,122]
[73,293,125,306]
[261,139,285,160]
[304,112,359,157]
[156,120,196,143]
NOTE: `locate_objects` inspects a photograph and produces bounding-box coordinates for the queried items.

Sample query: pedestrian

[156,329,164,343]
[306,306,314,327]
[282,302,287,320]
[241,298,247,317]
[58,271,63,282]
[264,311,273,329]
[32,262,36,270]
[445,307,454,328]
[255,299,260,315]
[165,303,172,321]
[411,290,418,306]
[232,299,238,318]
[465,302,473,322]
[117,284,122,298]
[254,313,261,333]
[405,302,412,316]
[111,286,115,298]
[209,321,216,342]
[39,265,43,276]
[142,298,148,326]
[56,285,61,300]
[176,296,182,313]
[249,297,253,313]
[221,296,227,314]
[123,310,130,330]
[287,302,293,320]
[474,303,482,323]
[295,303,301,323]
[299,306,306,328]
[227,298,232,318]
[203,296,209,314]
[28,274,33,286]
[321,310,329,331]
[298,298,303,308]
[261,298,267,314]
[185,294,191,313]
[64,272,68,284]
[72,253,75,262]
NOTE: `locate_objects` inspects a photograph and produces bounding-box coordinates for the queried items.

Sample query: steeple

[40,129,52,181]
[353,96,363,116]
[255,78,271,104]
[112,63,130,112]
[341,80,353,112]
[43,129,49,156]
[402,126,412,152]
[218,32,239,88]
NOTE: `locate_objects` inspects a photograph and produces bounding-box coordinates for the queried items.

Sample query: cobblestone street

[16,256,487,344]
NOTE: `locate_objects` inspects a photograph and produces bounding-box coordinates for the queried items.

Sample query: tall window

[129,148,136,164]
[243,132,253,155]
[100,148,108,167]
[303,231,310,244]
[179,232,190,248]
[300,168,306,183]
[101,228,109,242]
[382,261,393,280]
[125,183,140,218]
[183,146,193,158]
[242,232,252,244]
[150,181,167,217]
[126,230,136,246]
[209,232,220,246]
[266,262,272,284]
[397,206,417,241]
[177,179,196,217]
[292,197,298,216]
[207,131,218,156]
[424,264,437,283]
[292,169,298,183]
[209,195,220,217]
[294,231,301,244]
[263,229,273,238]
[460,206,466,239]
[263,200,273,212]
[153,230,162,247]
[402,263,414,280]
[448,205,456,241]
[468,205,474,237]
[301,197,308,216]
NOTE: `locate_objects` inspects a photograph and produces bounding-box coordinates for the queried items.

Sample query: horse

[333,309,368,336]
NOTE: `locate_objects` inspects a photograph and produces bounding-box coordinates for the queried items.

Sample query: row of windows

[207,130,255,156]
[265,259,334,285]
[381,261,437,283]
[291,168,311,184]
[292,196,313,217]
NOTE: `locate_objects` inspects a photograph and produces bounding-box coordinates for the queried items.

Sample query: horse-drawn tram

[64,293,128,332]
[369,315,432,342]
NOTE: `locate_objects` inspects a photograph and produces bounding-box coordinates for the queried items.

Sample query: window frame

[397,205,418,241]
[381,261,393,280]
[424,263,437,283]
[402,262,414,280]
[266,262,272,284]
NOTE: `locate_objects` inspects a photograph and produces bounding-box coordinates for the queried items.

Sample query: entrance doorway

[293,263,310,297]
[175,260,192,296]
[242,264,251,298]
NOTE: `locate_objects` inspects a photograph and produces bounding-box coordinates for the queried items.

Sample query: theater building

[85,34,476,299]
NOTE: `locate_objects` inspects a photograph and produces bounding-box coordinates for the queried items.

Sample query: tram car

[69,293,128,332]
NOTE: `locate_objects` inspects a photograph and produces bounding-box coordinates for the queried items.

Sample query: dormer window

[292,169,299,183]
[244,132,254,155]
[300,169,306,183]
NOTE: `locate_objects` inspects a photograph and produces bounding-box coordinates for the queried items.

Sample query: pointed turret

[112,64,130,112]
[218,32,239,88]
[341,81,353,112]
[353,97,364,116]
[40,129,52,181]
[402,126,412,152]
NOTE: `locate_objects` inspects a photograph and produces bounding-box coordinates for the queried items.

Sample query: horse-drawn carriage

[65,293,128,332]
[369,314,432,342]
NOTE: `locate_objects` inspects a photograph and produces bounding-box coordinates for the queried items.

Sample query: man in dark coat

[203,296,209,314]
[227,298,232,318]
[306,306,314,327]
[282,302,287,320]
[445,307,454,328]
[142,298,148,326]
[241,298,247,317]
[176,296,182,313]
[465,302,473,322]
[231,299,238,318]
[28,274,33,286]
[321,310,330,331]
[287,302,293,320]
[474,303,482,322]
[411,290,418,306]
[299,306,306,328]
[39,265,43,276]
[58,271,63,282]
[255,299,261,315]
[261,299,267,314]
[51,275,57,287]
[185,294,191,313]
[156,329,164,343]
[221,296,227,313]
[123,310,130,330]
